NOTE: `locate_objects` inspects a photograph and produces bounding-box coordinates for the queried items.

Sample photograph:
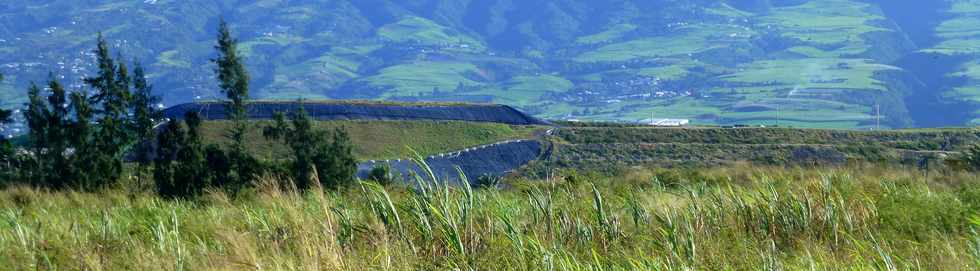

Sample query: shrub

[651,168,685,189]
[948,144,980,172]
[368,164,395,186]
[474,174,501,188]
[877,184,969,240]
[560,168,600,184]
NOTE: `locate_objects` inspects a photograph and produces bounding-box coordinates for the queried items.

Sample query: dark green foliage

[213,19,250,143]
[20,78,95,189]
[0,74,12,183]
[154,112,214,198]
[212,19,258,190]
[204,144,232,188]
[68,88,99,189]
[23,83,48,185]
[130,62,162,186]
[174,112,210,196]
[947,144,980,172]
[13,36,141,190]
[81,34,136,187]
[264,109,319,189]
[368,164,395,186]
[320,128,358,188]
[263,107,357,189]
[154,117,186,198]
[474,174,501,188]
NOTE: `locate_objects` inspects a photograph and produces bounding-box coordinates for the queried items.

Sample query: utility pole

[776,103,781,127]
[875,103,881,130]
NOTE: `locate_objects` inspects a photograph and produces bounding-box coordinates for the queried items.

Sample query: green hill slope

[0,0,976,128]
[197,120,541,160]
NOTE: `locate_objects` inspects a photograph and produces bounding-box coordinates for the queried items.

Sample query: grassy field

[759,0,888,56]
[0,165,976,269]
[359,61,487,98]
[377,16,486,51]
[574,24,637,45]
[469,75,574,107]
[573,23,745,63]
[197,120,541,160]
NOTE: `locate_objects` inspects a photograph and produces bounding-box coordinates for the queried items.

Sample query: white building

[643,118,690,127]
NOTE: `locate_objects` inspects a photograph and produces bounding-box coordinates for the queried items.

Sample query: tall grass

[0,166,977,270]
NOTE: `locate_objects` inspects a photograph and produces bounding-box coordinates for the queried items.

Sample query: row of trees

[0,20,358,197]
[12,34,154,189]
[0,74,12,180]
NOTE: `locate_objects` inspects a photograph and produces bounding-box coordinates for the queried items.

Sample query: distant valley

[1,0,979,129]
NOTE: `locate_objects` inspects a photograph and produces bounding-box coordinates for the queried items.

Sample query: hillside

[197,120,541,161]
[527,125,980,175]
[0,0,978,128]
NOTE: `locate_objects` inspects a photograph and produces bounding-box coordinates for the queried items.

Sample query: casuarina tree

[263,107,322,189]
[0,73,13,182]
[130,62,162,188]
[83,33,134,187]
[212,18,258,188]
[263,105,358,189]
[22,78,80,188]
[154,117,186,198]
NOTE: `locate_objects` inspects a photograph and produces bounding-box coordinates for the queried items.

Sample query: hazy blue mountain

[1,0,978,128]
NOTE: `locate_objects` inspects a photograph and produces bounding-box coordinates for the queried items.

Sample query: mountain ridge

[0,0,978,129]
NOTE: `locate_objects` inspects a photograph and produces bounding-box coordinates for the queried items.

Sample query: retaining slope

[163,101,551,126]
[357,139,544,185]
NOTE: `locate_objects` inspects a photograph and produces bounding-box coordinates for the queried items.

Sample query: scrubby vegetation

[531,126,980,175]
[0,166,977,269]
[557,127,980,151]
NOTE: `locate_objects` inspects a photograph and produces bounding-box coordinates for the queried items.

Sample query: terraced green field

[922,0,980,124]
[0,0,976,129]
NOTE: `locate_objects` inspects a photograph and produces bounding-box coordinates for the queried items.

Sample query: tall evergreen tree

[23,83,49,185]
[83,33,134,186]
[43,78,73,188]
[263,107,321,189]
[0,73,9,134]
[263,106,358,189]
[68,90,97,188]
[154,118,186,198]
[174,111,209,196]
[320,127,357,188]
[212,19,257,188]
[130,62,161,187]
[213,19,250,124]
[153,111,216,198]
[21,78,78,188]
[0,73,13,182]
